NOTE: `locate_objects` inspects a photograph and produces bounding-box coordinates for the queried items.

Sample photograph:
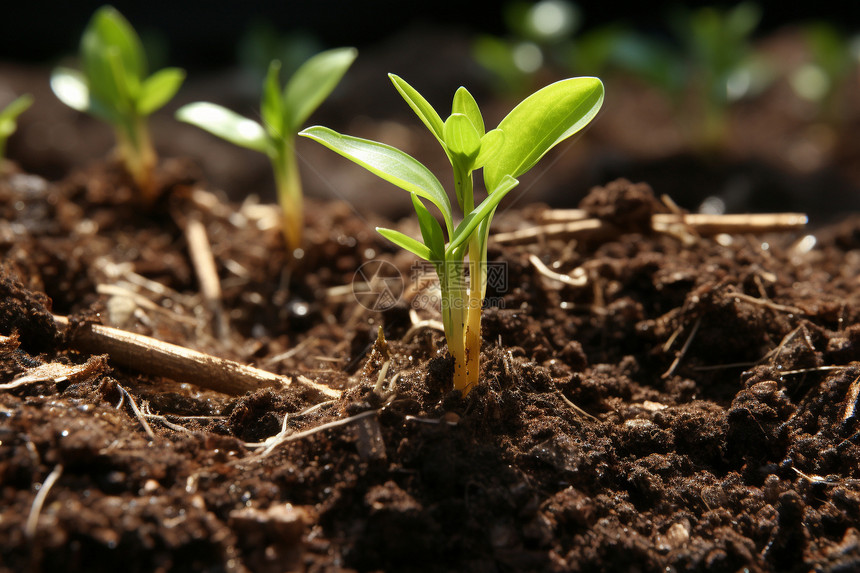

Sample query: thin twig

[54,315,340,398]
[373,360,392,395]
[529,254,588,287]
[96,284,200,326]
[652,213,808,235]
[557,391,598,421]
[117,384,157,441]
[729,292,806,315]
[538,208,589,222]
[25,464,64,540]
[780,365,852,375]
[182,214,230,342]
[494,218,604,245]
[245,409,378,461]
[662,317,702,379]
[494,212,807,245]
[405,414,460,426]
[262,337,318,367]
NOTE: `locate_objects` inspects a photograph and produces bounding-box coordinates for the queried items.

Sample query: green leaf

[389,74,446,149]
[261,60,284,137]
[81,7,145,105]
[452,87,484,136]
[84,7,146,80]
[411,194,446,261]
[447,175,518,254]
[51,68,91,111]
[299,125,453,231]
[443,113,481,162]
[473,128,504,170]
[376,227,433,261]
[0,94,33,126]
[137,68,185,115]
[176,102,269,153]
[483,77,604,193]
[283,47,357,133]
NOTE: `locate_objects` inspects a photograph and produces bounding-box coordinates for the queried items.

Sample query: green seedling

[473,0,582,94]
[51,6,185,201]
[790,23,860,122]
[0,94,33,166]
[669,2,772,148]
[301,75,603,395]
[176,48,357,252]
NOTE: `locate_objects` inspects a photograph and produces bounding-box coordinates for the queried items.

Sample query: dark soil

[2,153,860,573]
[3,23,860,572]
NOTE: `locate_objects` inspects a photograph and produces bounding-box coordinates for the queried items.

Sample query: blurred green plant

[476,1,774,151]
[667,2,772,148]
[473,0,582,94]
[790,22,860,122]
[51,6,185,202]
[301,74,603,394]
[238,21,322,84]
[176,48,357,252]
[0,94,33,167]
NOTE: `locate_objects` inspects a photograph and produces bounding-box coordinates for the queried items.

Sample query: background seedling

[0,94,33,168]
[790,22,860,123]
[473,0,582,94]
[176,48,357,253]
[668,2,772,149]
[50,6,185,202]
[301,74,603,395]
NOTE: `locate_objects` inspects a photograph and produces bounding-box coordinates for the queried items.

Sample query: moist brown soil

[2,155,860,573]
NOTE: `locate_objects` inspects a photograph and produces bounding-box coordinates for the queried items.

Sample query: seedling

[668,2,772,148]
[176,48,357,252]
[301,75,603,395]
[473,0,582,94]
[51,6,185,201]
[0,94,33,167]
[790,22,860,123]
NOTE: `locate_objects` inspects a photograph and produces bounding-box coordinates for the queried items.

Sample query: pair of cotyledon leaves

[175,48,358,157]
[51,7,185,126]
[300,74,604,263]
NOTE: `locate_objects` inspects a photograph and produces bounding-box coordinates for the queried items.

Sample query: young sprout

[0,94,33,167]
[176,48,357,252]
[301,75,603,395]
[51,6,185,202]
[790,23,860,123]
[670,2,771,149]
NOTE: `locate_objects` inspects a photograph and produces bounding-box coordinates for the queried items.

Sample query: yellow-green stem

[442,260,469,392]
[451,163,482,395]
[463,237,484,395]
[273,137,303,253]
[115,115,157,203]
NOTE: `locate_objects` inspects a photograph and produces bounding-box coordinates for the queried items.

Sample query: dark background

[1,1,855,68]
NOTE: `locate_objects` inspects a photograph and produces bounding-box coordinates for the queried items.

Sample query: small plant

[668,2,772,148]
[51,6,185,201]
[176,48,357,252]
[473,0,582,94]
[301,75,603,394]
[0,94,33,167]
[790,22,860,123]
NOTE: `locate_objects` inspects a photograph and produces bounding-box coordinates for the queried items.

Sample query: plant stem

[451,163,482,395]
[441,255,468,391]
[116,115,157,203]
[274,136,303,253]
